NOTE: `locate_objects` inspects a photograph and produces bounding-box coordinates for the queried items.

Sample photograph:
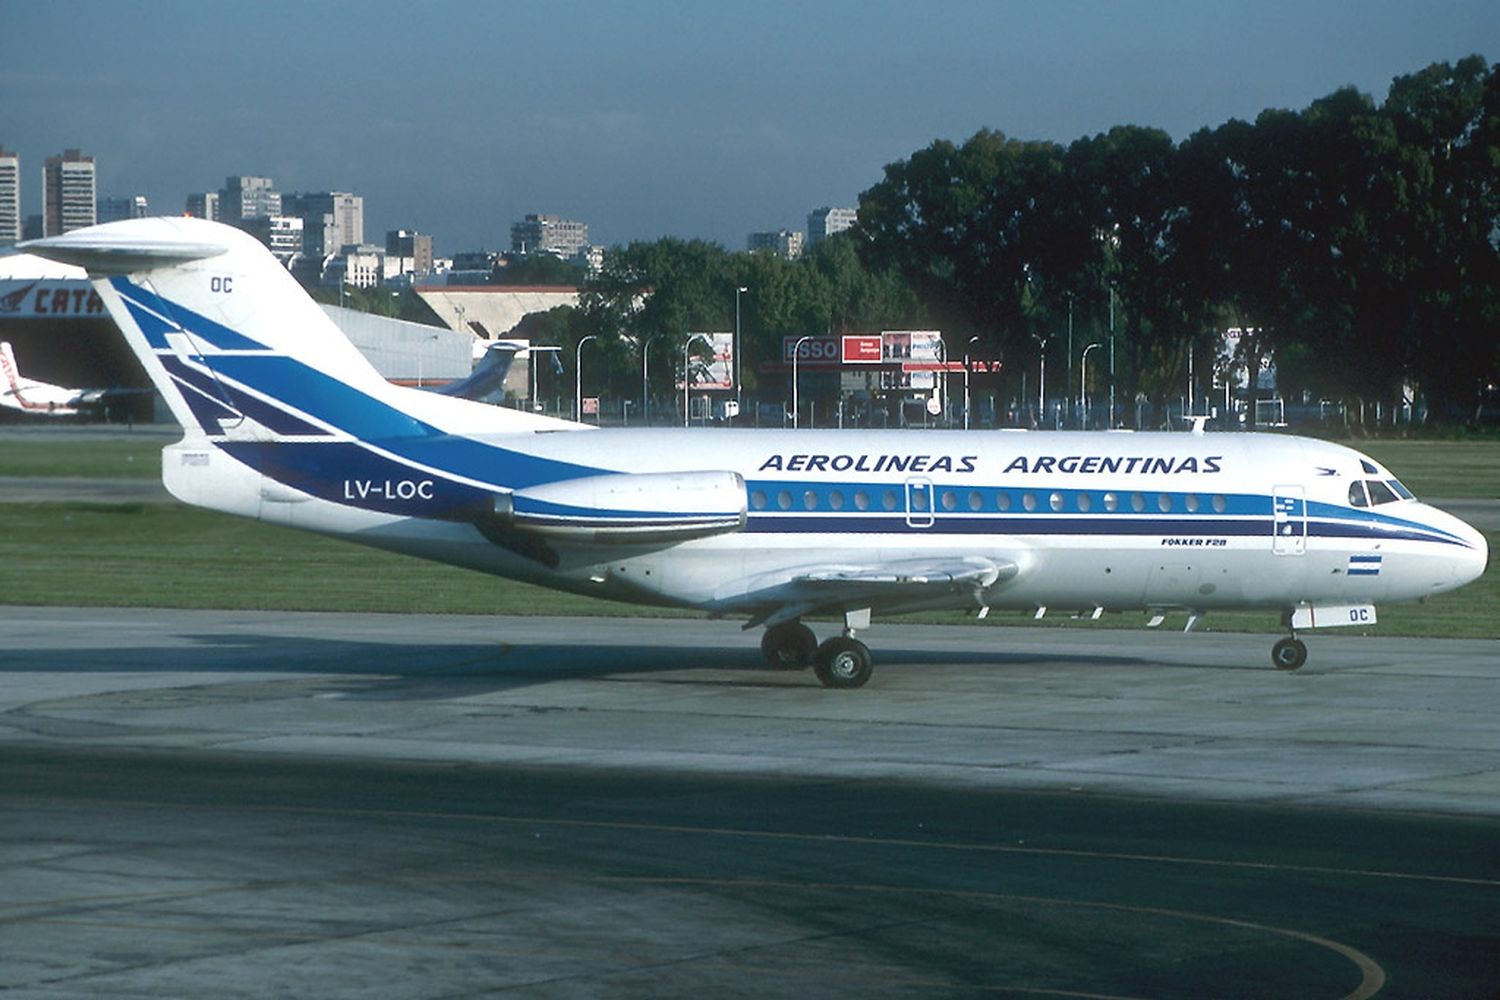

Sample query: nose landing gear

[1271,635,1308,671]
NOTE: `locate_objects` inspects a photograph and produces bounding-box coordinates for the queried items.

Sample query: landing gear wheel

[813,637,873,689]
[761,621,817,669]
[1272,637,1308,671]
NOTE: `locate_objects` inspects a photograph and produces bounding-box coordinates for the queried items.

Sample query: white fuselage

[165,424,1487,621]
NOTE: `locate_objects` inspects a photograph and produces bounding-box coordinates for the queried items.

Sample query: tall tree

[579,238,738,399]
[1061,125,1179,421]
[1379,57,1499,416]
[856,129,1067,359]
[803,233,925,336]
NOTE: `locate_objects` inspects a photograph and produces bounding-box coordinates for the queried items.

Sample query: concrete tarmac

[2,607,1499,998]
[0,607,1498,812]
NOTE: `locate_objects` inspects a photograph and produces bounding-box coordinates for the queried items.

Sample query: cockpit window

[1360,459,1379,475]
[1350,479,1411,507]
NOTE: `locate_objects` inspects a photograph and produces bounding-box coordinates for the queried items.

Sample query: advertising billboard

[781,336,843,368]
[679,332,734,390]
[883,330,945,389]
[841,335,882,364]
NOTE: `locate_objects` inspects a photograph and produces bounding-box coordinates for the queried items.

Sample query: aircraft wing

[68,387,151,405]
[797,558,1014,588]
[735,556,1021,628]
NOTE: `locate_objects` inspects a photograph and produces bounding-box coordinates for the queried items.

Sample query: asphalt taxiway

[3,608,1498,998]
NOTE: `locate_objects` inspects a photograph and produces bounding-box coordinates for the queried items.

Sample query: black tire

[813,637,873,689]
[1271,637,1308,671]
[761,621,817,669]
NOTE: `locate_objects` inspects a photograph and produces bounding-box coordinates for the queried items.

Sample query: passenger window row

[748,488,1232,515]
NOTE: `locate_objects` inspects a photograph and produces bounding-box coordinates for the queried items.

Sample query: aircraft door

[905,477,935,528]
[1272,485,1306,556]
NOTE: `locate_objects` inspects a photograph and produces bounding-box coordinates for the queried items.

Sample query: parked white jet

[0,341,144,417]
[23,218,1488,687]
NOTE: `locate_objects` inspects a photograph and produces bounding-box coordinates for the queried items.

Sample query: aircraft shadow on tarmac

[4,628,1185,697]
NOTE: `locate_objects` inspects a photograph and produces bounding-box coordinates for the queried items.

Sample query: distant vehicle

[0,340,146,417]
[23,218,1490,687]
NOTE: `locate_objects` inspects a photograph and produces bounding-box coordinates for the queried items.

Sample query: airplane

[0,340,149,417]
[430,340,520,404]
[21,217,1489,688]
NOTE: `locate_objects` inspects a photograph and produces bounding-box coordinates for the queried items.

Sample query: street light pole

[1034,334,1050,427]
[575,335,597,423]
[641,339,650,425]
[964,335,979,431]
[791,334,813,429]
[527,345,561,414]
[1081,342,1102,430]
[1066,293,1074,426]
[416,331,439,388]
[734,286,747,420]
[682,333,711,427]
[935,335,947,426]
[1108,283,1116,429]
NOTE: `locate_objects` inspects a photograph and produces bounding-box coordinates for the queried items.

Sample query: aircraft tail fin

[21,218,575,441]
[0,341,23,404]
[0,340,46,412]
[433,341,520,404]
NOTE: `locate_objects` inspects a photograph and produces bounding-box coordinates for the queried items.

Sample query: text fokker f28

[25,219,1488,688]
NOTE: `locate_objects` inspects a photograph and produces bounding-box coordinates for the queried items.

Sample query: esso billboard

[782,336,842,365]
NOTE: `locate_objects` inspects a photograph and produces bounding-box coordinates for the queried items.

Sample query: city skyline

[2,1,1496,255]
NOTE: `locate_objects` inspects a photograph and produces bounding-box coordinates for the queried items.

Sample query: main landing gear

[760,620,874,689]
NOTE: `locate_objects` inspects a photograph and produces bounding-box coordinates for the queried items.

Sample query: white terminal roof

[0,251,89,280]
[414,285,580,340]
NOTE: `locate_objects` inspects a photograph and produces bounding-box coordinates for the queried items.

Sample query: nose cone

[1461,521,1489,586]
[1425,504,1489,591]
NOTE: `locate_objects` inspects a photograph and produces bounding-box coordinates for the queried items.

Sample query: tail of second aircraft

[0,340,27,409]
[22,217,581,519]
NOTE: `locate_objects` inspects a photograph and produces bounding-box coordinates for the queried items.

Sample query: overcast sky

[3,1,1495,255]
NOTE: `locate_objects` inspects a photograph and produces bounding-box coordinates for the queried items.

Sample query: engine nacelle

[494,469,746,544]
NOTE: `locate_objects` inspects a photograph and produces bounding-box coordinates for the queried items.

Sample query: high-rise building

[43,149,97,236]
[97,195,149,223]
[510,213,589,259]
[807,206,858,247]
[747,229,805,259]
[219,176,281,222]
[185,192,220,222]
[0,146,19,246]
[387,229,434,276]
[283,192,364,257]
[243,215,304,265]
[321,246,384,289]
